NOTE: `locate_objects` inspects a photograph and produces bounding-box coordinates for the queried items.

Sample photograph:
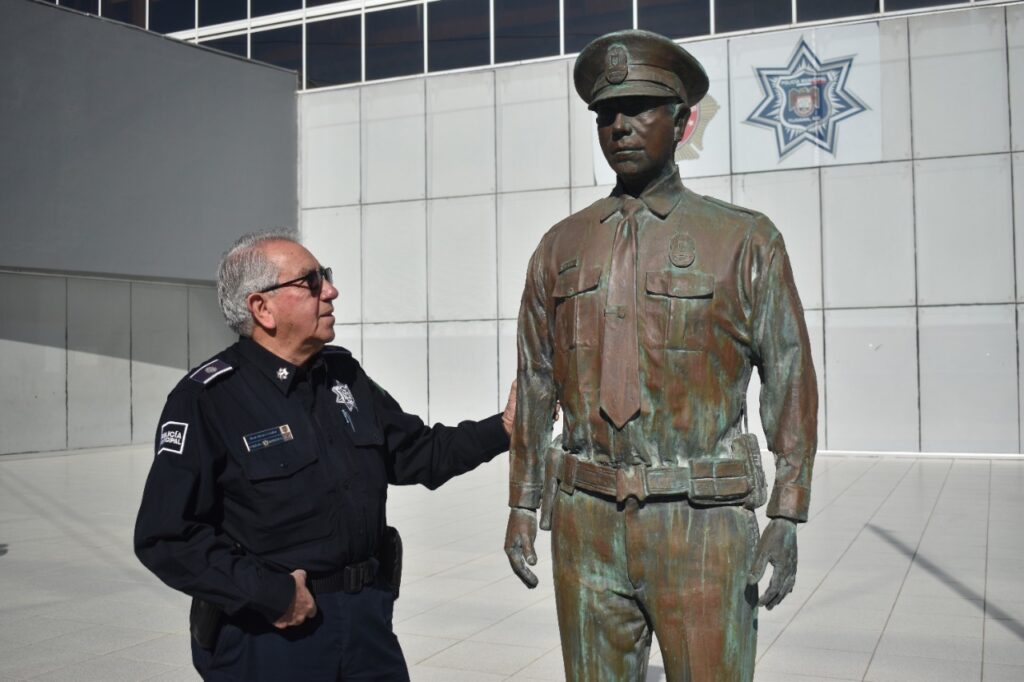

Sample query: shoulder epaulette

[188,358,234,386]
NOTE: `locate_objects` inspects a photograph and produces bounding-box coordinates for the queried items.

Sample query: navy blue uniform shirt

[134,337,509,622]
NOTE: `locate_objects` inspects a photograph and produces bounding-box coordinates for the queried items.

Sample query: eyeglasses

[258,266,333,295]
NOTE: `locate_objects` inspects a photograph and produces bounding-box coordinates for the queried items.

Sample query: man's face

[595,96,683,189]
[259,240,338,355]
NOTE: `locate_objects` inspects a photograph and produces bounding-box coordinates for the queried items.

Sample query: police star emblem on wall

[745,38,867,159]
[675,94,720,162]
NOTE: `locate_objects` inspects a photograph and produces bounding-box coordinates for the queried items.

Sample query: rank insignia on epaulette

[189,359,233,385]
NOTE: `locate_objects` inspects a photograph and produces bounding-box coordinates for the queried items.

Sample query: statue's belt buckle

[615,466,649,503]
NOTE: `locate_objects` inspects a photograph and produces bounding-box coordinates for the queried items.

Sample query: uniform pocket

[644,271,715,351]
[552,266,603,350]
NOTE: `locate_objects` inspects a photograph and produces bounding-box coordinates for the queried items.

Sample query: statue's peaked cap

[573,29,709,110]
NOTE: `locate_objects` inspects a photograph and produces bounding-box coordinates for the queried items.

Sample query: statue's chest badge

[669,233,697,268]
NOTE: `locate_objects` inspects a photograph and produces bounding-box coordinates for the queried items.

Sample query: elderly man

[135,230,514,681]
[504,30,818,681]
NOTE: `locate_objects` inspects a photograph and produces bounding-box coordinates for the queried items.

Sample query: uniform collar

[599,167,685,221]
[237,337,311,395]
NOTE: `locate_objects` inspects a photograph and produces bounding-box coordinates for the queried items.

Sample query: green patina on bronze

[504,28,818,682]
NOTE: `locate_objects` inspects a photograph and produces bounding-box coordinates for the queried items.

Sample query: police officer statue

[135,230,515,680]
[504,30,818,681]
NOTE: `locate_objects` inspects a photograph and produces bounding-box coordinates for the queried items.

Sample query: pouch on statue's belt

[689,433,767,509]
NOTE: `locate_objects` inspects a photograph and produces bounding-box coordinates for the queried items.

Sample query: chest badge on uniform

[243,424,294,453]
[332,381,357,411]
[669,233,697,268]
[276,367,289,381]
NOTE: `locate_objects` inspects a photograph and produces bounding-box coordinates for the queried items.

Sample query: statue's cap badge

[605,44,629,84]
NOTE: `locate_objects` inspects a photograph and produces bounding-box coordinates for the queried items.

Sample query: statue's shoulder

[689,192,780,242]
[551,195,618,233]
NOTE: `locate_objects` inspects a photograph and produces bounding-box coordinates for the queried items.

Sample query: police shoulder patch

[158,421,188,455]
[188,358,234,386]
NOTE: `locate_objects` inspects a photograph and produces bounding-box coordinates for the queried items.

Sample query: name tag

[243,425,294,453]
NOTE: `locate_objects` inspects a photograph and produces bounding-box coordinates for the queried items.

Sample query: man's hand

[504,508,539,588]
[501,380,517,437]
[747,518,798,610]
[272,569,318,629]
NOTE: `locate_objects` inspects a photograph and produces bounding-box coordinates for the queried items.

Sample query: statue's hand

[504,508,539,588]
[747,517,798,609]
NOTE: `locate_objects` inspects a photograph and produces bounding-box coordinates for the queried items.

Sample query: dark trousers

[192,584,409,681]
[551,488,760,682]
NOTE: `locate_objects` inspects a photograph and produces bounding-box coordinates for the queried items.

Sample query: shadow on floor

[0,543,7,557]
[868,524,1024,641]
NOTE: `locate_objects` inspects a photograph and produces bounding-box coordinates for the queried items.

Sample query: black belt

[309,558,378,594]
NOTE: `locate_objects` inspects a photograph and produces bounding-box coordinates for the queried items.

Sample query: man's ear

[673,104,690,144]
[247,292,277,332]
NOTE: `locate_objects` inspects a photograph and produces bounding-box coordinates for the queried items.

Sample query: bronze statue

[504,30,818,682]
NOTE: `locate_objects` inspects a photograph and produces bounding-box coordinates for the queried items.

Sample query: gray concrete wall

[0,0,298,282]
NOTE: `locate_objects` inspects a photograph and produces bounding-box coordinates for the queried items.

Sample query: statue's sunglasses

[258,266,333,295]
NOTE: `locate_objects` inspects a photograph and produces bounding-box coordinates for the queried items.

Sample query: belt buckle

[615,466,648,503]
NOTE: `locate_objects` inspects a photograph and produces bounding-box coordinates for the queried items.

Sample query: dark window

[307,0,342,6]
[494,0,559,63]
[199,0,247,27]
[428,0,490,72]
[250,0,301,19]
[637,0,710,40]
[366,6,424,80]
[798,0,879,21]
[886,0,953,10]
[306,16,362,88]
[251,24,302,81]
[59,0,98,13]
[714,0,790,33]
[201,34,248,58]
[564,0,632,54]
[149,0,195,33]
[102,0,145,27]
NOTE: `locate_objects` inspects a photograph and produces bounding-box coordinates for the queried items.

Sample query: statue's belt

[554,453,753,505]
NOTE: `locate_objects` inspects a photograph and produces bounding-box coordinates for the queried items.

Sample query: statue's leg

[551,488,652,682]
[631,502,759,682]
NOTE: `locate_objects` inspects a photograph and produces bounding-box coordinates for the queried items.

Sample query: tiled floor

[0,447,1022,681]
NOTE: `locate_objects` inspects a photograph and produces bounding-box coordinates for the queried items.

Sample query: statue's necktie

[600,197,644,429]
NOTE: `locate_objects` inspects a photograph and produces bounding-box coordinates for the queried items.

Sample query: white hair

[217,229,300,337]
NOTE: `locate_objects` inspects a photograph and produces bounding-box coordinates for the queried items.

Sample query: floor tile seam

[862,457,958,680]
[418,640,552,676]
[757,458,917,664]
[981,458,993,680]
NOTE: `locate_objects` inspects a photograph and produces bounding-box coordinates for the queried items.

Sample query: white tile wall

[0,273,67,455]
[676,38,732,179]
[188,286,235,367]
[570,185,614,213]
[427,195,497,321]
[300,88,360,208]
[498,319,517,404]
[332,323,362,360]
[568,60,597,189]
[1011,6,1024,152]
[496,61,570,193]
[878,18,913,161]
[825,307,919,451]
[130,283,188,444]
[909,7,1010,159]
[822,162,915,308]
[920,305,1018,453]
[362,79,425,203]
[915,155,1014,305]
[427,321,499,425]
[1015,153,1024,302]
[302,205,362,323]
[361,323,429,420]
[732,168,823,309]
[362,201,427,323]
[67,278,131,449]
[684,174,732,203]
[497,189,571,319]
[427,71,496,198]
